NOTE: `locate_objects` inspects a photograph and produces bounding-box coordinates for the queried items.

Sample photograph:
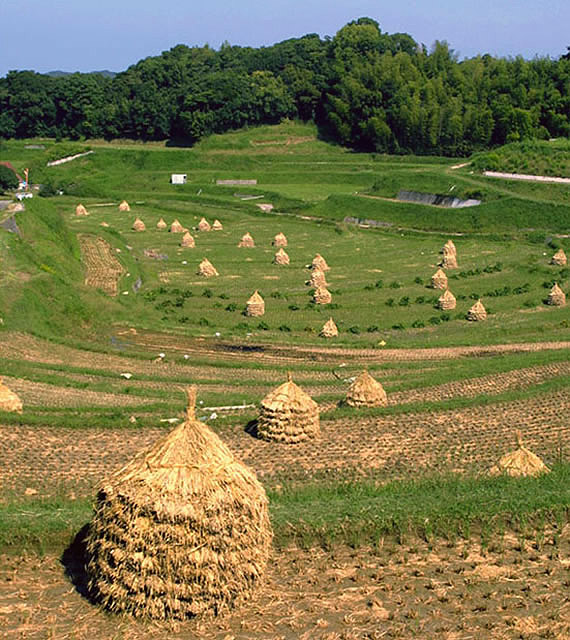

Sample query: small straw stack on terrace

[306,268,327,289]
[238,232,255,248]
[0,378,23,413]
[272,232,288,247]
[212,219,223,231]
[311,254,330,272]
[119,200,130,212]
[198,218,211,232]
[431,268,448,290]
[437,289,456,310]
[197,258,219,277]
[156,218,167,230]
[313,286,332,305]
[180,232,195,248]
[170,219,184,233]
[467,299,487,321]
[85,386,272,620]
[547,283,566,306]
[273,248,290,265]
[76,204,88,216]
[551,248,567,266]
[345,370,387,408]
[132,218,146,232]
[245,291,265,316]
[440,240,458,269]
[320,317,338,338]
[257,373,319,444]
[489,430,549,477]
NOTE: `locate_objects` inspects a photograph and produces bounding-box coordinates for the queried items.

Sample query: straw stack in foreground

[180,232,195,248]
[257,373,319,444]
[197,258,219,277]
[467,299,487,321]
[345,370,387,407]
[170,219,184,233]
[272,232,287,247]
[311,254,330,272]
[320,317,338,338]
[76,204,88,216]
[198,218,211,232]
[86,387,272,620]
[119,200,130,212]
[547,283,566,306]
[438,289,456,310]
[156,218,167,230]
[313,286,332,304]
[245,291,265,316]
[489,430,549,477]
[273,248,290,265]
[0,378,23,413]
[132,218,146,232]
[238,232,255,248]
[306,268,327,289]
[212,219,223,231]
[550,249,567,266]
[431,268,448,290]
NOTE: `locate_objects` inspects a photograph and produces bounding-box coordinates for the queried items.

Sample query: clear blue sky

[1,0,568,77]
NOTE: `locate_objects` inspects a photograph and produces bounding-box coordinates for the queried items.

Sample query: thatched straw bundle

[273,248,290,265]
[0,378,23,413]
[311,254,330,272]
[431,268,448,290]
[442,240,457,256]
[467,299,487,321]
[198,218,211,232]
[212,219,223,231]
[306,268,327,289]
[132,218,146,232]
[156,218,167,230]
[238,232,255,248]
[547,283,566,306]
[345,370,387,408]
[313,286,332,304]
[257,373,319,444]
[119,200,130,212]
[170,219,184,233]
[272,232,288,247]
[437,289,456,310]
[440,249,458,269]
[76,203,88,216]
[489,430,549,477]
[551,248,567,266]
[85,387,272,620]
[245,290,265,317]
[320,317,338,338]
[180,232,195,248]
[197,258,219,277]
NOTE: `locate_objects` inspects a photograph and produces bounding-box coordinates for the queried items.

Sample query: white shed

[170,174,187,185]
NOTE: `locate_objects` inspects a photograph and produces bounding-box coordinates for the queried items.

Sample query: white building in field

[170,174,187,185]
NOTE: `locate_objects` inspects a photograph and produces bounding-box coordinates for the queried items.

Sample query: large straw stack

[320,317,338,338]
[345,370,387,408]
[437,289,456,310]
[119,200,130,212]
[238,232,255,248]
[551,249,567,266]
[311,254,330,272]
[180,232,195,248]
[197,258,219,277]
[156,218,167,230]
[547,283,566,306]
[431,268,448,290]
[85,387,272,620]
[170,219,184,233]
[306,269,328,289]
[273,248,290,265]
[257,373,319,444]
[440,240,458,269]
[132,218,146,232]
[0,378,23,413]
[313,286,332,304]
[489,430,549,477]
[76,204,88,216]
[245,291,265,317]
[467,299,487,321]
[212,219,223,231]
[272,232,288,247]
[198,218,211,232]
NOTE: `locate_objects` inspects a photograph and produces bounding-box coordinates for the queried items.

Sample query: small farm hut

[257,373,320,444]
[245,290,265,317]
[272,232,287,247]
[212,219,223,231]
[180,232,195,248]
[551,249,567,266]
[198,218,211,232]
[437,289,456,310]
[119,200,130,212]
[273,248,290,265]
[467,299,487,321]
[85,386,272,620]
[489,430,549,477]
[75,203,88,216]
[238,232,255,248]
[306,268,327,289]
[197,258,219,277]
[0,378,23,413]
[156,218,167,230]
[311,254,330,272]
[132,218,146,232]
[170,219,184,233]
[547,283,566,306]
[431,268,448,290]
[320,317,338,338]
[345,370,387,408]
[313,286,332,305]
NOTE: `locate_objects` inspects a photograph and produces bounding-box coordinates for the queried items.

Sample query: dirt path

[483,170,570,184]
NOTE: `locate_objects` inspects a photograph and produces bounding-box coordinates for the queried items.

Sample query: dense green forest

[1,18,569,155]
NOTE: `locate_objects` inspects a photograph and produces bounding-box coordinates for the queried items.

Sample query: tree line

[1,18,569,156]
